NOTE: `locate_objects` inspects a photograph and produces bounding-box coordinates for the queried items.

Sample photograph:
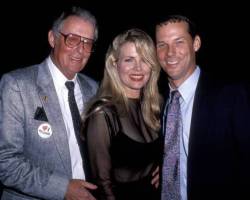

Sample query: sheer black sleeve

[85,109,116,200]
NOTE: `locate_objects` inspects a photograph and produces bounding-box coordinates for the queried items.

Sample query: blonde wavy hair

[85,28,161,131]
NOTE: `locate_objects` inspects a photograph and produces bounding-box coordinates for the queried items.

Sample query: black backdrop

[1,0,249,83]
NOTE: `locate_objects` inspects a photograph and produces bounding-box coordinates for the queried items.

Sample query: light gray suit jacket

[0,59,98,199]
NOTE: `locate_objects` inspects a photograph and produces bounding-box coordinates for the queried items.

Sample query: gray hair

[51,6,98,41]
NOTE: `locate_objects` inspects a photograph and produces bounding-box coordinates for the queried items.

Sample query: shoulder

[2,64,38,80]
[83,99,116,131]
[198,72,249,106]
[87,98,116,117]
[0,64,39,91]
[77,73,98,89]
[197,71,240,94]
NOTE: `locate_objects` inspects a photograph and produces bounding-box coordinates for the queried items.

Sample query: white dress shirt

[47,56,85,180]
[178,66,200,200]
[165,66,200,200]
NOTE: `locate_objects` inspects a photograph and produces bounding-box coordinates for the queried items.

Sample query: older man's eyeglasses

[59,32,95,53]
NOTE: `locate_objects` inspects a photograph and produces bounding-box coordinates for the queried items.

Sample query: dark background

[1,0,249,83]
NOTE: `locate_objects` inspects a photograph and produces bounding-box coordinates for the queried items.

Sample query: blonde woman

[82,29,162,200]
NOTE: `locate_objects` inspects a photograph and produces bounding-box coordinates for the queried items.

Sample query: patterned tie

[161,90,181,200]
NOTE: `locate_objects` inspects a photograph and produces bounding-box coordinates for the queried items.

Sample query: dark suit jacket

[161,71,250,200]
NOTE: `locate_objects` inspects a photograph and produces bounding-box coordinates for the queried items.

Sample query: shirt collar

[169,66,200,103]
[178,66,200,103]
[47,56,77,89]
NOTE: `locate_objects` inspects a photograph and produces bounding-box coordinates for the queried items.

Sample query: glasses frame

[59,32,95,53]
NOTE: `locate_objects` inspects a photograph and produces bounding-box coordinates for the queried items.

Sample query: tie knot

[170,90,181,102]
[65,81,75,91]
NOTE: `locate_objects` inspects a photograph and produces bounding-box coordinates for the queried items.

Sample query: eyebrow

[61,32,94,42]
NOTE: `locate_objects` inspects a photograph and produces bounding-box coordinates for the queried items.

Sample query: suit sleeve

[0,74,69,200]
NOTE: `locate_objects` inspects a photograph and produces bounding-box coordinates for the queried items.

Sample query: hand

[151,166,159,189]
[65,179,97,200]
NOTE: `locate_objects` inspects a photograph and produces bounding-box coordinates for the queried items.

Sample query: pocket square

[34,107,48,122]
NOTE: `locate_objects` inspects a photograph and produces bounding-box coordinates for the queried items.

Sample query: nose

[75,42,90,54]
[167,45,176,56]
[75,43,84,53]
[133,61,143,71]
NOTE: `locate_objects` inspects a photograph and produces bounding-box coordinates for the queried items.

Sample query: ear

[193,35,201,52]
[111,56,118,68]
[113,61,117,68]
[48,30,56,48]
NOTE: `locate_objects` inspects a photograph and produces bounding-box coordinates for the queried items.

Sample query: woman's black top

[84,99,161,200]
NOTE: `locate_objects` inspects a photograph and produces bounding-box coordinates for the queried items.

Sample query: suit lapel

[188,72,212,152]
[160,88,170,135]
[36,61,72,177]
[76,75,94,180]
[187,72,213,194]
[77,74,94,105]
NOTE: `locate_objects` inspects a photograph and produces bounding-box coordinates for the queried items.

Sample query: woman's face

[116,42,151,98]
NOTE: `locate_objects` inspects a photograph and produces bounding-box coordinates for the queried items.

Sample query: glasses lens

[82,39,94,52]
[65,34,81,48]
[62,32,95,52]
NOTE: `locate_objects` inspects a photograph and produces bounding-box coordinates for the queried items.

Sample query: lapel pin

[42,96,48,102]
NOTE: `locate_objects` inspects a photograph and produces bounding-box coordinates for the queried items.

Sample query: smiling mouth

[71,57,82,61]
[130,75,144,81]
[167,60,178,65]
